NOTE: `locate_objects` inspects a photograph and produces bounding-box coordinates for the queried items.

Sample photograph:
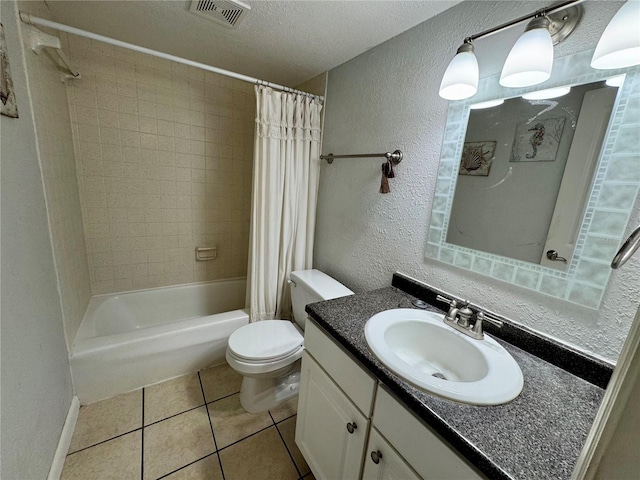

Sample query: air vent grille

[189,0,250,29]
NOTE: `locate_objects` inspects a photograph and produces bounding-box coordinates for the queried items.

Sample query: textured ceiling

[44,0,461,86]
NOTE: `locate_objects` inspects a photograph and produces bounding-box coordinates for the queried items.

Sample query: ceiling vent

[189,0,251,29]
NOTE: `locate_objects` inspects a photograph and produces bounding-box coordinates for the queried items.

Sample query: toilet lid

[228,320,303,362]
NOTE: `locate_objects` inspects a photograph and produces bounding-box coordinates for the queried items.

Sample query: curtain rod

[19,12,324,102]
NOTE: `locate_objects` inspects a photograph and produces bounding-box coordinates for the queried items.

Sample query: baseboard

[47,396,79,480]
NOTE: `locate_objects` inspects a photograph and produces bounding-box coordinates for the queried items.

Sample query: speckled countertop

[305,286,607,480]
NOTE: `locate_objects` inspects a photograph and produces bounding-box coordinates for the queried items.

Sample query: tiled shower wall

[20,13,91,349]
[63,34,254,294]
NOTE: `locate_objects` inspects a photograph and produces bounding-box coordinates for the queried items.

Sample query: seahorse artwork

[526,123,545,159]
[510,116,566,163]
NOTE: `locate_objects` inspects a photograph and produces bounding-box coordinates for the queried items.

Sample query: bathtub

[71,278,249,404]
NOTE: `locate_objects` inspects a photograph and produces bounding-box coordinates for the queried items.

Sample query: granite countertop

[305,286,606,480]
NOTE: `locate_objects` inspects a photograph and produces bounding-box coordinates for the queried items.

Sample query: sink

[364,308,523,405]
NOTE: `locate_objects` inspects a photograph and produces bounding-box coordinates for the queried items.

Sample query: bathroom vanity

[295,274,612,480]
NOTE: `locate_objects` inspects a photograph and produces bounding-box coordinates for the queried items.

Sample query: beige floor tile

[61,430,141,480]
[199,363,242,403]
[207,394,273,449]
[277,416,309,476]
[219,427,299,480]
[69,390,142,453]
[163,454,223,480]
[143,406,215,480]
[144,373,205,425]
[269,396,298,423]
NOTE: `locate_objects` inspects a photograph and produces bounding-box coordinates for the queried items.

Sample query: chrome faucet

[436,295,503,340]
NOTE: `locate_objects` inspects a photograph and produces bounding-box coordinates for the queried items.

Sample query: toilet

[226,269,354,413]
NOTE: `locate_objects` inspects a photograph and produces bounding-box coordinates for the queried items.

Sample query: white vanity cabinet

[296,352,369,479]
[296,321,377,480]
[362,427,421,480]
[372,387,484,480]
[297,321,486,480]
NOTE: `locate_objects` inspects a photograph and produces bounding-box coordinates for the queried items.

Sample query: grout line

[155,452,218,480]
[66,428,142,456]
[216,424,275,453]
[205,390,241,405]
[271,412,303,479]
[144,403,205,428]
[198,371,226,480]
[141,388,145,480]
[274,413,297,424]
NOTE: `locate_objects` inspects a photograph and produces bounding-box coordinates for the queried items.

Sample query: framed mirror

[425,49,640,309]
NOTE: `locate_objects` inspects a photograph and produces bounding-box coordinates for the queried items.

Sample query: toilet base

[238,360,301,413]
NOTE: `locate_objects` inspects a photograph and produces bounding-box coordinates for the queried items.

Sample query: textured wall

[295,72,328,97]
[64,34,254,294]
[0,1,74,478]
[316,0,639,362]
[19,1,92,350]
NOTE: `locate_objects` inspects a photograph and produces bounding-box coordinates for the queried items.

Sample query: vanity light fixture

[522,86,571,100]
[439,40,479,100]
[469,99,505,109]
[500,16,554,88]
[439,0,640,101]
[591,0,640,70]
[439,2,583,100]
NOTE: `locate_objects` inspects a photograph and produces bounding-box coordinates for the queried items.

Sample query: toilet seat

[226,320,304,375]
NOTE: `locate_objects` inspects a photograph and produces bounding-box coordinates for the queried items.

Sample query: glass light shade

[500,20,554,88]
[522,86,571,100]
[439,44,479,100]
[469,99,505,109]
[606,75,626,87]
[591,1,640,69]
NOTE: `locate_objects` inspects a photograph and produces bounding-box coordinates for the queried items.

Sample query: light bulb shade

[591,1,640,69]
[439,44,479,100]
[500,19,554,88]
[522,86,571,100]
[469,99,505,109]
[605,75,626,87]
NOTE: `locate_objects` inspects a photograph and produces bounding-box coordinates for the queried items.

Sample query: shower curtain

[247,86,322,321]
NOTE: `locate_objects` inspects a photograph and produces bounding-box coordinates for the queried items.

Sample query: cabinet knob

[370,450,383,464]
[346,422,357,434]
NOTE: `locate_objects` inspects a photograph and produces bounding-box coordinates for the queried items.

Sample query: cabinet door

[296,352,368,480]
[362,428,422,480]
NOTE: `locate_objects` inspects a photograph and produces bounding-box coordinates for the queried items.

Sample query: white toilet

[226,269,353,413]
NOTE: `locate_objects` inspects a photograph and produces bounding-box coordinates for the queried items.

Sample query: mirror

[426,50,640,309]
[448,80,618,268]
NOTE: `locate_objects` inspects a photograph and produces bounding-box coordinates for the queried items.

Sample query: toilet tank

[290,269,354,330]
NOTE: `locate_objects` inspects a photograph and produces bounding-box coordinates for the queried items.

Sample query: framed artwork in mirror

[1,23,19,118]
[460,141,495,175]
[510,117,566,162]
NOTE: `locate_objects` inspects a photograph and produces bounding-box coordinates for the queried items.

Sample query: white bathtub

[71,278,249,404]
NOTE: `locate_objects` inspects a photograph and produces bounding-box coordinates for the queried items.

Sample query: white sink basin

[365,308,523,405]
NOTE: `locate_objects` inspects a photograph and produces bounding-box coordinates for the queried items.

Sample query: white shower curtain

[247,86,322,321]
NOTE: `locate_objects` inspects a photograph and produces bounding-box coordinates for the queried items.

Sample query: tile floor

[61,363,314,480]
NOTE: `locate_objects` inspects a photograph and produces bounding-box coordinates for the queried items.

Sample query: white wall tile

[67,33,253,294]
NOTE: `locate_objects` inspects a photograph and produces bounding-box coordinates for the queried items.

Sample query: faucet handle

[480,311,504,328]
[471,312,485,339]
[436,294,453,305]
[436,295,458,321]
